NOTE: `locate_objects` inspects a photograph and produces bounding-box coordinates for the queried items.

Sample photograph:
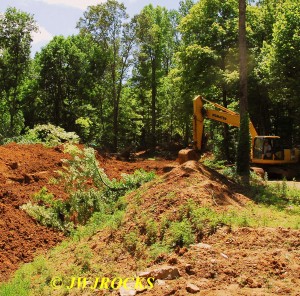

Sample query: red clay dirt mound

[140,226,300,295]
[0,143,177,282]
[125,161,250,224]
[76,161,299,295]
[0,143,67,282]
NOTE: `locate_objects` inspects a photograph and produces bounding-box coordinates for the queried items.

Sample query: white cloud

[34,0,106,10]
[31,25,53,45]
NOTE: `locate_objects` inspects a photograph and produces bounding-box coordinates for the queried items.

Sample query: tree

[133,5,176,147]
[257,0,300,145]
[29,34,107,141]
[77,0,134,151]
[236,0,250,180]
[178,0,239,161]
[0,7,37,136]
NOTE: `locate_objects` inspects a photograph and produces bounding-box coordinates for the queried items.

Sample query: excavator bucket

[178,148,200,164]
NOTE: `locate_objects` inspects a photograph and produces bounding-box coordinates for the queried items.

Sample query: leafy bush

[164,219,195,248]
[22,145,155,233]
[21,187,73,232]
[3,124,80,146]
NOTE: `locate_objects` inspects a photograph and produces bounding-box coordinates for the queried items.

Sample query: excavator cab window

[263,140,272,159]
[253,137,284,160]
[272,138,284,160]
[253,137,264,159]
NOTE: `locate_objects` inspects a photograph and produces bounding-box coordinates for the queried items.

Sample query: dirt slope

[0,143,175,282]
[80,161,300,296]
[140,227,300,296]
[0,143,66,282]
[1,144,299,295]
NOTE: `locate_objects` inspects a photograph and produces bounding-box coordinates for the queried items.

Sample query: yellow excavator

[179,95,300,179]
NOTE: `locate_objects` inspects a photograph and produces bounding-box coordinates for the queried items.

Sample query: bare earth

[0,143,299,296]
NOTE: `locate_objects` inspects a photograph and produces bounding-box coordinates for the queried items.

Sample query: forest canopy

[0,0,299,160]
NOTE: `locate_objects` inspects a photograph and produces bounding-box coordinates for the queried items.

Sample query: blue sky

[0,0,181,55]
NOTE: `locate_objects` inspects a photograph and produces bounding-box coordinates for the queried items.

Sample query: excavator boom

[192,95,258,151]
[179,95,300,179]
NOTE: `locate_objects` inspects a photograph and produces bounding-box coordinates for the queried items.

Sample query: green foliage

[77,0,134,150]
[75,116,92,141]
[149,243,170,261]
[0,7,37,138]
[177,0,240,159]
[21,187,73,232]
[202,158,226,170]
[145,219,158,245]
[123,231,139,254]
[0,279,30,296]
[2,124,80,146]
[131,4,178,147]
[26,124,79,146]
[74,245,93,272]
[22,145,155,233]
[1,0,300,155]
[255,0,300,144]
[164,219,195,248]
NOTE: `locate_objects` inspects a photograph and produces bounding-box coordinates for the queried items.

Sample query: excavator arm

[193,95,258,150]
[178,95,258,164]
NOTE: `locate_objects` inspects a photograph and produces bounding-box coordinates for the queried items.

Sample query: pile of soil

[86,161,300,295]
[0,143,66,282]
[124,161,250,224]
[1,143,299,295]
[140,226,300,295]
[0,143,175,282]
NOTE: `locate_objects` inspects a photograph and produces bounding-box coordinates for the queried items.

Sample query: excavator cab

[252,136,299,165]
[252,136,283,161]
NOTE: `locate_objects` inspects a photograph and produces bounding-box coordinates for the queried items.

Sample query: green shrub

[203,158,226,170]
[145,219,158,245]
[149,243,170,261]
[164,219,195,248]
[124,231,139,254]
[3,124,79,146]
[21,145,155,233]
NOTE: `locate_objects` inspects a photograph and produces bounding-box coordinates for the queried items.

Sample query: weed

[165,191,176,200]
[105,210,124,237]
[145,219,158,245]
[74,245,93,273]
[0,278,30,296]
[149,243,170,261]
[159,215,172,239]
[123,231,139,254]
[164,219,195,248]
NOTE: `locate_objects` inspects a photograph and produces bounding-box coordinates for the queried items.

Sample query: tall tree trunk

[237,0,250,181]
[151,57,157,147]
[10,46,20,136]
[112,57,118,152]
